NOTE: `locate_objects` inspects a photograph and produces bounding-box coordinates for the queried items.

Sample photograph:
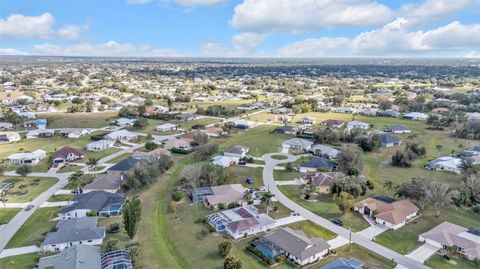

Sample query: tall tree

[337,145,362,176]
[425,182,456,217]
[224,256,242,269]
[86,157,99,176]
[123,197,142,239]
[218,241,233,258]
[261,191,275,216]
[68,170,84,194]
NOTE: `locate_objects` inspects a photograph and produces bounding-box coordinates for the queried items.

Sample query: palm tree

[261,191,275,216]
[68,170,84,194]
[87,157,99,174]
[383,180,394,191]
[425,182,456,217]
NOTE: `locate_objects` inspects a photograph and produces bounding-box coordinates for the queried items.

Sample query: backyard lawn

[0,208,21,225]
[104,152,132,164]
[6,207,60,248]
[273,170,300,181]
[0,176,58,203]
[98,216,132,251]
[279,186,369,232]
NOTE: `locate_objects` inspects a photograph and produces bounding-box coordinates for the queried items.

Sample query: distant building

[53,146,85,164]
[86,140,115,152]
[155,123,177,132]
[404,112,428,121]
[379,134,401,148]
[223,145,249,158]
[0,131,21,143]
[298,157,337,173]
[346,121,369,131]
[425,156,463,174]
[386,124,411,134]
[6,149,47,165]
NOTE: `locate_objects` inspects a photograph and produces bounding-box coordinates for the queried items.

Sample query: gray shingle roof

[107,157,139,172]
[38,245,102,269]
[59,191,126,214]
[43,217,105,245]
[83,173,123,192]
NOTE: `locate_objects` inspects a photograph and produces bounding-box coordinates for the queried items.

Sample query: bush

[218,241,233,257]
[218,203,225,209]
[227,202,236,209]
[171,191,184,202]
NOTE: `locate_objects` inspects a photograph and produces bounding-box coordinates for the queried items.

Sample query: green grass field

[0,253,41,269]
[0,176,58,203]
[279,186,369,232]
[6,207,60,248]
[98,216,132,251]
[425,254,480,269]
[44,111,117,128]
[46,194,73,202]
[287,220,336,240]
[0,208,21,225]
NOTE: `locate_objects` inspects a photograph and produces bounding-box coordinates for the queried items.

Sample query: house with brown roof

[163,138,192,151]
[205,127,225,137]
[354,196,419,230]
[321,119,345,128]
[203,184,246,209]
[53,146,85,164]
[132,148,171,160]
[301,172,343,193]
[419,222,480,261]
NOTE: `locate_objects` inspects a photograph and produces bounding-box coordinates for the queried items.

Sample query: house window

[88,240,92,242]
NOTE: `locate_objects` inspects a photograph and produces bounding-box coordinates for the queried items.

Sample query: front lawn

[6,207,60,248]
[104,153,132,164]
[287,220,337,240]
[47,194,73,202]
[0,176,58,203]
[231,166,264,188]
[0,208,21,225]
[375,208,480,255]
[425,254,480,269]
[273,170,300,181]
[0,253,41,269]
[279,186,369,232]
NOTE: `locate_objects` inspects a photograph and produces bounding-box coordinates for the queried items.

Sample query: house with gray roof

[386,124,411,134]
[58,191,126,219]
[299,157,337,173]
[319,257,365,269]
[38,245,102,269]
[83,173,123,194]
[262,227,330,266]
[223,145,249,158]
[42,217,105,252]
[309,144,340,159]
[282,138,314,151]
[380,134,401,148]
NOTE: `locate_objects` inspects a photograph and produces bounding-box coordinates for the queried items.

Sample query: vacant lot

[44,111,117,128]
[0,176,57,203]
[6,207,60,248]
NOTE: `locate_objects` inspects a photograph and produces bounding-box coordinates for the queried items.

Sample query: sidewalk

[0,245,40,259]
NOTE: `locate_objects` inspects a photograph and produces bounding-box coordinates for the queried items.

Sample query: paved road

[261,152,430,269]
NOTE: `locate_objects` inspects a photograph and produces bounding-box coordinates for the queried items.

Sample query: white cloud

[57,25,81,40]
[465,51,480,58]
[0,48,29,55]
[232,32,268,56]
[0,12,55,39]
[422,21,480,49]
[276,37,349,57]
[33,41,180,57]
[230,0,394,33]
[200,42,229,57]
[400,0,472,26]
[175,0,223,7]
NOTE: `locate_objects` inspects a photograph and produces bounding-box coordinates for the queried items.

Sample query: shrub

[218,203,225,209]
[171,191,184,202]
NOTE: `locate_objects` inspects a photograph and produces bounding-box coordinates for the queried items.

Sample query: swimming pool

[256,244,277,260]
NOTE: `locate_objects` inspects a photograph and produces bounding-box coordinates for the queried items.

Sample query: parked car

[246,177,254,184]
[24,205,34,211]
[238,160,247,165]
[332,219,344,226]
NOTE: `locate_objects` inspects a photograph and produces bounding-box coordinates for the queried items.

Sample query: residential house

[205,127,225,137]
[58,191,126,219]
[380,134,401,147]
[271,107,293,114]
[175,113,196,122]
[321,119,345,128]
[0,131,21,143]
[112,118,137,127]
[319,258,366,269]
[381,109,402,118]
[309,144,340,159]
[5,149,47,165]
[207,205,276,239]
[83,173,124,194]
[203,184,246,209]
[107,157,140,176]
[354,196,419,230]
[298,157,337,173]
[419,222,480,261]
[177,131,203,144]
[404,112,429,121]
[466,112,480,122]
[0,122,14,130]
[346,121,369,131]
[58,128,90,138]
[432,107,450,114]
[132,147,171,160]
[42,217,105,252]
[273,125,298,135]
[211,155,239,168]
[26,129,55,139]
[105,130,138,141]
[282,138,314,151]
[86,140,115,152]
[155,123,177,132]
[23,118,47,129]
[386,124,411,134]
[271,114,293,123]
[223,145,249,158]
[335,107,356,114]
[425,156,463,174]
[37,245,133,269]
[261,227,330,266]
[53,146,85,164]
[299,117,315,125]
[301,172,341,193]
[164,138,192,151]
[232,119,255,130]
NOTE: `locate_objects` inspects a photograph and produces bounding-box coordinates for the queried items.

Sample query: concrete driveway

[275,215,306,226]
[406,243,441,263]
[356,224,389,240]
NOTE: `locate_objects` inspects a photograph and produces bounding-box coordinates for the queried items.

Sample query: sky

[0,0,479,58]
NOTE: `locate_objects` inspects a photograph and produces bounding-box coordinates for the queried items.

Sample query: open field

[0,176,57,203]
[6,207,60,248]
[375,207,480,255]
[279,186,369,232]
[230,166,263,188]
[0,208,21,225]
[43,111,118,128]
[273,170,300,181]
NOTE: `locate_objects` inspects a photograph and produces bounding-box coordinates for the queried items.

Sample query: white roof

[157,123,177,128]
[404,112,428,118]
[8,149,46,160]
[212,155,239,167]
[347,121,369,127]
[107,130,138,138]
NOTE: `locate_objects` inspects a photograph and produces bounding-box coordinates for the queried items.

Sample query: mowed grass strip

[0,208,21,225]
[0,177,58,203]
[44,111,117,128]
[0,252,41,269]
[6,207,60,248]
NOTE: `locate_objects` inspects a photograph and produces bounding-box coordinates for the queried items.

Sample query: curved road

[261,152,430,269]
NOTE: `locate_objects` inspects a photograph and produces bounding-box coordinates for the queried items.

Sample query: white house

[309,144,339,159]
[223,145,249,158]
[42,217,105,252]
[6,149,47,165]
[86,140,115,152]
[58,128,90,138]
[26,129,55,139]
[0,132,21,143]
[404,112,429,121]
[156,123,177,132]
[282,138,314,151]
[113,118,137,127]
[211,155,239,168]
[425,156,463,174]
[346,121,370,131]
[299,117,315,125]
[105,130,138,141]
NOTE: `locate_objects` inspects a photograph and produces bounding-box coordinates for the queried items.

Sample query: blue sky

[0,0,479,57]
